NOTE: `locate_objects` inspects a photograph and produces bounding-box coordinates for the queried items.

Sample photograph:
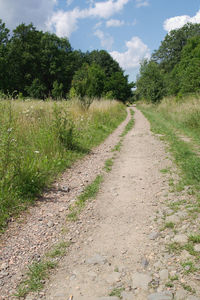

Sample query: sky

[0,0,200,82]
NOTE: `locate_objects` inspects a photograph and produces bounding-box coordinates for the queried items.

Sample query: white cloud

[164,10,200,32]
[47,0,129,37]
[106,19,124,27]
[110,36,150,70]
[94,29,114,50]
[0,0,57,30]
[135,0,149,8]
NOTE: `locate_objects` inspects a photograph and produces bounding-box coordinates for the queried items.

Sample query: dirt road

[41,108,177,300]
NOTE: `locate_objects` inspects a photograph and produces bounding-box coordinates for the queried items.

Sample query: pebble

[132,272,152,290]
[86,254,107,265]
[159,269,169,281]
[47,221,54,228]
[194,244,200,252]
[147,291,173,300]
[105,272,121,284]
[149,232,160,240]
[173,234,188,245]
[175,289,188,300]
[165,215,180,224]
[121,291,135,300]
[141,257,149,268]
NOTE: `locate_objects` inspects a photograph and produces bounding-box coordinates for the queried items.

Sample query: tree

[136,59,165,102]
[152,23,200,73]
[71,63,106,98]
[0,20,10,92]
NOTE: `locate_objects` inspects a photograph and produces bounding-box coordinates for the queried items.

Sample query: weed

[166,242,182,254]
[182,283,196,293]
[165,282,174,288]
[46,241,71,258]
[181,261,197,274]
[16,261,56,298]
[67,175,103,221]
[164,222,175,229]
[170,275,178,281]
[189,234,200,243]
[160,168,170,174]
[104,158,114,172]
[109,287,125,299]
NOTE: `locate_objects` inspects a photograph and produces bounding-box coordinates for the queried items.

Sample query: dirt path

[0,109,131,300]
[2,108,200,300]
[39,108,175,300]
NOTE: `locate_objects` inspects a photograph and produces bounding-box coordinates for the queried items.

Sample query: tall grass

[0,98,126,231]
[138,95,200,192]
[149,95,200,142]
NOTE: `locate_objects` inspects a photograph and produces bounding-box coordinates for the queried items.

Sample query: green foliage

[0,100,126,230]
[16,261,56,297]
[136,59,166,102]
[137,23,200,101]
[0,19,132,102]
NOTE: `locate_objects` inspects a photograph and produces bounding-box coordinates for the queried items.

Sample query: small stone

[105,272,121,284]
[47,221,54,228]
[159,269,169,281]
[165,215,180,224]
[194,244,200,252]
[180,250,192,260]
[121,291,135,300]
[97,297,120,300]
[186,297,200,300]
[147,291,173,300]
[175,289,188,300]
[0,263,8,270]
[173,234,188,245]
[149,232,160,240]
[86,254,107,265]
[132,272,152,290]
[141,258,149,268]
[60,185,70,192]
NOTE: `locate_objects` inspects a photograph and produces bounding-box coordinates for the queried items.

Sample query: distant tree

[52,80,63,99]
[136,59,165,102]
[71,63,106,98]
[0,20,10,92]
[26,78,47,99]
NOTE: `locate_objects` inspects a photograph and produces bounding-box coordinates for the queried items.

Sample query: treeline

[0,20,133,101]
[136,23,200,102]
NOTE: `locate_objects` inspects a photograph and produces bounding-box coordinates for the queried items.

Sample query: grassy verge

[0,99,126,231]
[138,100,200,193]
[67,175,103,221]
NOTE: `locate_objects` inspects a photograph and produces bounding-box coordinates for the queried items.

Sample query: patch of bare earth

[0,109,131,300]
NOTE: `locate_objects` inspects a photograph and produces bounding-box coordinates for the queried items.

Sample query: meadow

[0,98,126,230]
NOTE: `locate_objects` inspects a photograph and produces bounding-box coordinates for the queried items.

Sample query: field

[0,98,126,230]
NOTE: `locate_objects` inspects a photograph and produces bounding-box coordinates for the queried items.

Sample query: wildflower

[34,150,40,154]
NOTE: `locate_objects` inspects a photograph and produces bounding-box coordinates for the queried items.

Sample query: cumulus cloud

[0,0,57,30]
[47,0,129,37]
[110,36,150,70]
[135,0,149,8]
[164,10,200,32]
[94,29,114,50]
[106,19,124,27]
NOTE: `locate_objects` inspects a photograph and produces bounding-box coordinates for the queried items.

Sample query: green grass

[139,104,200,192]
[67,175,103,221]
[120,108,134,137]
[46,241,71,258]
[181,261,197,274]
[189,234,200,243]
[104,158,114,172]
[164,222,175,229]
[0,99,126,231]
[16,261,57,298]
[109,287,125,299]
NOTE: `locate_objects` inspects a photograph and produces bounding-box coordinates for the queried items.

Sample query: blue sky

[0,0,200,81]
